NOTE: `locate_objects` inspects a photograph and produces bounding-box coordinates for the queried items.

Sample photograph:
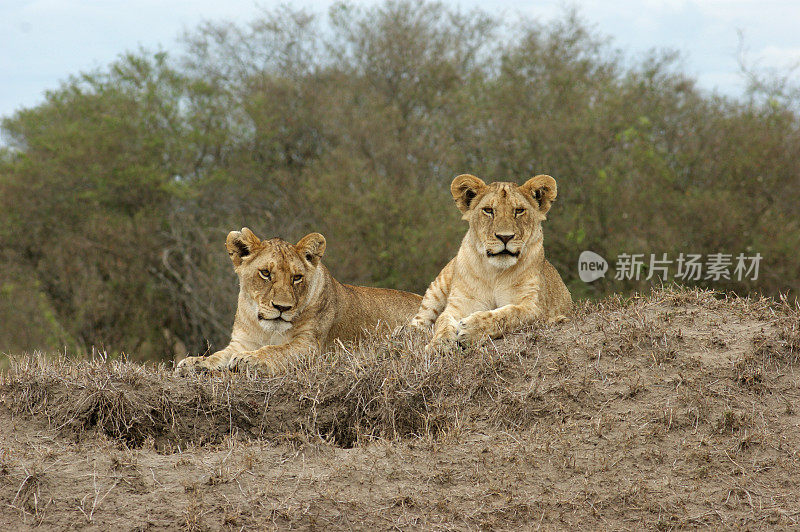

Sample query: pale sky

[2,0,800,119]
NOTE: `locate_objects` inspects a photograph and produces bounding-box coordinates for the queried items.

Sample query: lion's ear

[451,174,487,213]
[226,227,261,267]
[296,232,326,266]
[520,175,557,214]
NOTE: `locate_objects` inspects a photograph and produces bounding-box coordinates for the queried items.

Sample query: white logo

[579,251,608,282]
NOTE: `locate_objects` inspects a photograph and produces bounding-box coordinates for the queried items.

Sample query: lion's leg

[428,297,483,349]
[175,345,238,374]
[456,301,543,345]
[201,347,238,369]
[226,335,318,375]
[430,312,459,347]
[410,259,454,330]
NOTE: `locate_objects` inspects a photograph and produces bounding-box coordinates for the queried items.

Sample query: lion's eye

[292,274,303,284]
[482,207,494,216]
[258,269,271,281]
[514,208,526,216]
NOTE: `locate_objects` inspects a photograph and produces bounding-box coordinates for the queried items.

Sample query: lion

[176,229,422,374]
[409,174,572,348]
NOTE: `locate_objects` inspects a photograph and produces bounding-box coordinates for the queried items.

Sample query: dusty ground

[1,287,799,530]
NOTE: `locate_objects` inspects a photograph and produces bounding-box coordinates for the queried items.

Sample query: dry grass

[2,331,489,449]
[1,286,799,530]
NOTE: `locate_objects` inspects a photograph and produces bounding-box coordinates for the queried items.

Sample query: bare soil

[1,287,799,530]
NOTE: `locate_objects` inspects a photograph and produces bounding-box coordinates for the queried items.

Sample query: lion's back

[325,283,422,344]
[345,284,421,326]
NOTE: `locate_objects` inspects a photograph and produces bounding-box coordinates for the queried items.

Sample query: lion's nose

[495,233,514,244]
[272,303,292,313]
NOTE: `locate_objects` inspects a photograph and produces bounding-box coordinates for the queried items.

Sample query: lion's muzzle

[486,248,520,258]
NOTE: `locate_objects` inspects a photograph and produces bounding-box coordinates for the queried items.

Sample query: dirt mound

[1,287,799,529]
[1,332,496,450]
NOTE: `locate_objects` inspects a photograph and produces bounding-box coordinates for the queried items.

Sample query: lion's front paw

[408,315,432,332]
[424,332,459,353]
[456,311,495,346]
[175,356,210,376]
[227,352,279,375]
[226,352,255,372]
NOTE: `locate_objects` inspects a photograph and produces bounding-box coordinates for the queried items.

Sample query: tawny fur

[177,229,421,375]
[410,174,572,348]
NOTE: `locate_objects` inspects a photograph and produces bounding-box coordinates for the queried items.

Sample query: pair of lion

[177,174,572,375]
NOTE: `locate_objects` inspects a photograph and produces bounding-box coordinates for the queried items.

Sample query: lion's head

[450,174,558,269]
[225,228,326,332]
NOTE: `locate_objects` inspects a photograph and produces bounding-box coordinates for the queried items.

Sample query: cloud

[757,45,800,69]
